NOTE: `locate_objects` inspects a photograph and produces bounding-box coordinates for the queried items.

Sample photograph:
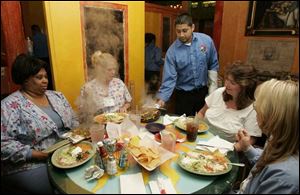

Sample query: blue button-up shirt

[145,42,164,72]
[156,32,219,102]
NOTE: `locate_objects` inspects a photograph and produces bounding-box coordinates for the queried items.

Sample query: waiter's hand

[157,99,165,108]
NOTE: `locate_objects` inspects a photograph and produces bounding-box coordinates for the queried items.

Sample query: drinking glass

[160,130,176,152]
[89,123,105,144]
[129,113,141,129]
[186,121,198,142]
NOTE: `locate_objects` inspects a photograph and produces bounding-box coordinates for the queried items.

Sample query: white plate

[177,151,232,176]
[94,113,128,124]
[174,118,209,133]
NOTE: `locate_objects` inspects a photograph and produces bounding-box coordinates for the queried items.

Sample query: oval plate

[94,113,128,124]
[141,109,161,123]
[174,118,209,133]
[51,141,96,169]
[177,151,232,176]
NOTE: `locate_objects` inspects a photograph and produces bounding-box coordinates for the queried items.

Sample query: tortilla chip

[147,158,160,168]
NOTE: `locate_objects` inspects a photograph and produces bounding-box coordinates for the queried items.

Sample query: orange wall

[145,12,162,48]
[219,1,299,75]
[21,1,46,38]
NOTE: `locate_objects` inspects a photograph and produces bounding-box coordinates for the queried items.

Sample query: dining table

[47,116,240,194]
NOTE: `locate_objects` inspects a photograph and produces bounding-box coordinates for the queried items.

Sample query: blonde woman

[233,79,299,194]
[80,51,132,116]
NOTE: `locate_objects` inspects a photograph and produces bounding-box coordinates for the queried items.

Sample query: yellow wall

[219,1,299,75]
[43,1,145,109]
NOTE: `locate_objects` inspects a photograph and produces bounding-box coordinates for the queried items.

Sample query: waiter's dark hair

[175,13,193,26]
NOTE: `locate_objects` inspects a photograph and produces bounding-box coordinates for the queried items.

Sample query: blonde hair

[252,79,299,176]
[91,50,119,81]
[91,51,119,79]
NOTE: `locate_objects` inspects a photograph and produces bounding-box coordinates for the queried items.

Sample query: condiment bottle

[95,141,105,170]
[106,154,117,175]
[118,138,129,169]
[97,141,108,170]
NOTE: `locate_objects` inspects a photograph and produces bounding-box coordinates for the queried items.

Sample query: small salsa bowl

[145,123,165,134]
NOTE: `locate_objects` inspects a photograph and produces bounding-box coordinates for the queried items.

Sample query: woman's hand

[31,150,49,161]
[234,129,251,152]
[119,103,130,113]
[197,104,208,119]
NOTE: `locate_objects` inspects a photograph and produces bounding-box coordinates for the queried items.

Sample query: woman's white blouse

[205,87,262,142]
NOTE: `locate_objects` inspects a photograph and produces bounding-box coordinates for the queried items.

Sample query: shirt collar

[175,33,198,48]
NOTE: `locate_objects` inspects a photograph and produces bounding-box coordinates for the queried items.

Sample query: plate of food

[94,113,128,124]
[129,145,161,171]
[141,108,161,123]
[154,129,186,143]
[174,117,209,133]
[177,150,232,176]
[51,141,96,169]
[62,127,91,144]
[128,136,175,171]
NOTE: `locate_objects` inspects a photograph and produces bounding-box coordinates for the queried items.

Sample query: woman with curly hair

[197,62,262,143]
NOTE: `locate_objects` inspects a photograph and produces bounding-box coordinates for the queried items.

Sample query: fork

[227,162,245,167]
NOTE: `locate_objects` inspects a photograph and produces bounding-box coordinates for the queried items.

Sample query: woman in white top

[197,62,262,143]
[78,51,132,122]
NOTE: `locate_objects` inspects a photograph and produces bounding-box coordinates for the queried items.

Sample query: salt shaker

[106,155,117,176]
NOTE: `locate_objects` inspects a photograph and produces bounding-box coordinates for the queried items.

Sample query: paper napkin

[120,173,146,194]
[149,177,177,194]
[196,135,234,154]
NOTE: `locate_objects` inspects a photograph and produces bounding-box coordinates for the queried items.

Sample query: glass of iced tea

[186,121,198,142]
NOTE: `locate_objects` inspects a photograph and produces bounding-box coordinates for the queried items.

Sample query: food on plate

[179,150,229,174]
[198,123,208,131]
[71,128,90,138]
[128,143,161,169]
[154,128,185,143]
[175,117,209,132]
[94,113,127,123]
[141,108,160,123]
[56,142,93,166]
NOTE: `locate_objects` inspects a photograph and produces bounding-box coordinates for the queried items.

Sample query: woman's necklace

[22,91,49,107]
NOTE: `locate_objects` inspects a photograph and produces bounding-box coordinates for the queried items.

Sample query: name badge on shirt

[103,97,115,107]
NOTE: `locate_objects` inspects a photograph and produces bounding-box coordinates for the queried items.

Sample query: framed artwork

[80,1,128,83]
[246,1,299,36]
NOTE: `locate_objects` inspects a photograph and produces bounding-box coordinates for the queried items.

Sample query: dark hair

[11,53,47,85]
[222,62,258,109]
[145,33,155,44]
[175,13,193,26]
[31,24,41,33]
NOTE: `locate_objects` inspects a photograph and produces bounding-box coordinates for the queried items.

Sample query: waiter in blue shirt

[156,13,219,116]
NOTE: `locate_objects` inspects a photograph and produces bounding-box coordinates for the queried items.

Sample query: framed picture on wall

[80,2,128,83]
[246,1,299,36]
